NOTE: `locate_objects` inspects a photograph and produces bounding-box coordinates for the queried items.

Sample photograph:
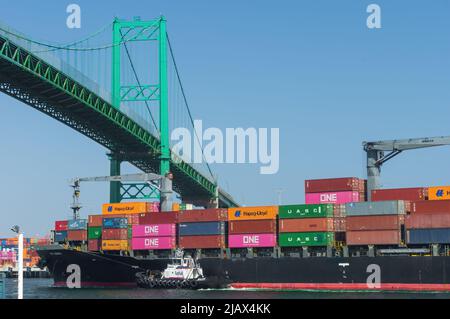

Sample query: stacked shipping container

[305,177,366,204]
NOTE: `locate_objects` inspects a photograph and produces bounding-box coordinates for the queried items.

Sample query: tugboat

[136,250,228,290]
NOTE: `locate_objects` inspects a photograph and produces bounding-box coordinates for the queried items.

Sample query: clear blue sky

[1,0,450,237]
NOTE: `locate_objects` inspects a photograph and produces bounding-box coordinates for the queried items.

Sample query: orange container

[228,206,278,221]
[102,240,129,251]
[429,186,450,201]
[102,202,157,215]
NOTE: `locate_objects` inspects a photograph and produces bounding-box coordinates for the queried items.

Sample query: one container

[132,224,176,238]
[407,228,450,244]
[54,231,68,242]
[345,201,407,216]
[55,221,68,231]
[102,240,129,251]
[406,213,450,229]
[67,230,87,241]
[131,237,176,250]
[67,219,88,230]
[346,230,401,245]
[346,215,403,231]
[178,209,228,222]
[228,206,278,221]
[305,191,360,205]
[229,220,276,234]
[178,222,225,236]
[138,212,178,225]
[102,229,128,240]
[371,188,427,202]
[88,215,103,227]
[102,217,128,229]
[278,204,333,219]
[228,233,276,248]
[411,200,450,214]
[88,239,101,251]
[278,232,334,247]
[102,202,159,215]
[305,177,363,193]
[428,186,450,201]
[88,227,102,240]
[279,218,334,233]
[179,235,226,249]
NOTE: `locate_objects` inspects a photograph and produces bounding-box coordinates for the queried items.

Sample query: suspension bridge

[0,16,238,208]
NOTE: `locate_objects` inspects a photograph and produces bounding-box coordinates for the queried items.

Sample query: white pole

[18,233,23,300]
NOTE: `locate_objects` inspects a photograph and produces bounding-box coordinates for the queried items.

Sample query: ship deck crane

[363,136,450,201]
[69,173,172,219]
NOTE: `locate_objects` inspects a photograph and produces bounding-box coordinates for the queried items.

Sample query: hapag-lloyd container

[371,188,428,202]
[278,232,334,247]
[345,200,407,216]
[278,204,333,219]
[228,206,278,221]
[179,235,226,249]
[132,237,176,250]
[132,224,176,238]
[305,191,360,204]
[102,202,159,215]
[428,186,450,201]
[228,234,276,248]
[279,218,334,233]
[102,240,129,251]
[305,177,364,193]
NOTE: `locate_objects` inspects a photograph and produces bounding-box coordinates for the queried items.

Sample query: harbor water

[3,278,450,299]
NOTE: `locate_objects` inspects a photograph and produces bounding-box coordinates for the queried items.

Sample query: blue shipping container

[54,231,68,242]
[408,228,450,244]
[68,219,88,230]
[178,222,225,236]
[103,217,128,229]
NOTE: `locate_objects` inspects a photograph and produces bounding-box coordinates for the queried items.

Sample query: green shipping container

[278,204,333,219]
[88,227,102,240]
[279,232,334,247]
[128,226,132,239]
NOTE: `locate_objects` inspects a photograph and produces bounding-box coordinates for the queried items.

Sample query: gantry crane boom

[363,136,450,200]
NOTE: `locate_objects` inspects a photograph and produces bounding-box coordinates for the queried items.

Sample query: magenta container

[228,233,276,248]
[305,191,360,204]
[132,224,176,238]
[132,237,175,250]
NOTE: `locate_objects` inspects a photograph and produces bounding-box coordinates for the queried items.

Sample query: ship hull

[38,248,450,291]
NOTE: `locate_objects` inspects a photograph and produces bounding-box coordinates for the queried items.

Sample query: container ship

[37,178,450,291]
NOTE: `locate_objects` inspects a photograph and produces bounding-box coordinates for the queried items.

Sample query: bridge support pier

[108,153,121,203]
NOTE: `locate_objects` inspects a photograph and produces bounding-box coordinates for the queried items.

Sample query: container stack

[132,213,177,251]
[227,206,278,249]
[178,209,227,249]
[67,219,88,242]
[345,201,407,246]
[278,204,334,247]
[54,220,68,243]
[101,217,129,251]
[87,215,102,251]
[406,200,450,244]
[305,177,366,205]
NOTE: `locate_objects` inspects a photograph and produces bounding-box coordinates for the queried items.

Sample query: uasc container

[132,224,176,238]
[345,201,407,216]
[178,209,228,222]
[278,204,333,219]
[179,235,226,249]
[229,220,276,234]
[178,222,225,236]
[279,218,334,233]
[132,237,176,250]
[228,206,278,221]
[305,191,360,205]
[228,233,276,248]
[278,232,334,247]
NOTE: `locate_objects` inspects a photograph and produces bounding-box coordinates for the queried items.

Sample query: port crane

[363,136,450,200]
[69,173,172,219]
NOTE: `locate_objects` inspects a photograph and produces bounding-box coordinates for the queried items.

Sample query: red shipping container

[411,200,450,214]
[178,209,228,222]
[179,235,226,249]
[229,220,276,234]
[126,214,140,225]
[305,177,364,193]
[88,215,103,227]
[346,230,401,245]
[279,218,334,233]
[138,212,178,225]
[88,239,101,251]
[372,188,427,202]
[406,213,450,229]
[55,221,68,231]
[333,217,347,232]
[346,215,404,231]
[67,230,87,241]
[102,229,128,240]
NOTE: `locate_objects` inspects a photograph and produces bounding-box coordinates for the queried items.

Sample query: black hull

[37,248,450,291]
